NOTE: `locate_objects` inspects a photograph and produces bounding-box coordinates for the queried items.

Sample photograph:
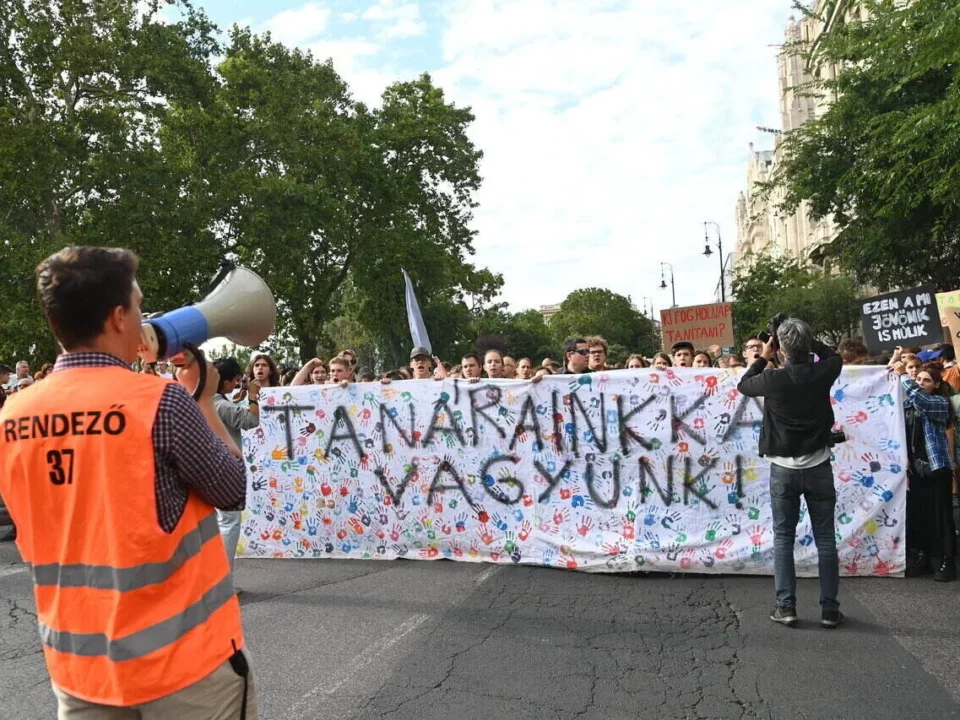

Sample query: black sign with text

[860,285,939,352]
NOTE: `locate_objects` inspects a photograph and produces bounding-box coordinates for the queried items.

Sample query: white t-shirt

[767,445,832,470]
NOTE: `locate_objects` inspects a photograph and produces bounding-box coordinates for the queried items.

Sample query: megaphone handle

[182,342,208,402]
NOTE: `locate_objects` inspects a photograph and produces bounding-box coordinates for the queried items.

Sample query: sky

[192,0,792,319]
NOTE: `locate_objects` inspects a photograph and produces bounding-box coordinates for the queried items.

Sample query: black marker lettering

[324,406,364,460]
[640,456,673,505]
[534,459,572,503]
[509,396,543,452]
[427,459,473,507]
[468,386,505,446]
[262,404,315,458]
[617,393,656,455]
[375,462,418,507]
[670,392,708,447]
[422,398,466,448]
[479,454,523,505]
[378,403,415,450]
[585,458,621,509]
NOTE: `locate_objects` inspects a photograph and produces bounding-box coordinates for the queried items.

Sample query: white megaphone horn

[139,263,277,363]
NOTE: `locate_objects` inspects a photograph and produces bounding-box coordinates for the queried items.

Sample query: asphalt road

[2,543,959,719]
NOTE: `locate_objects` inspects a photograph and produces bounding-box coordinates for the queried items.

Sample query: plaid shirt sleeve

[153,384,247,533]
[901,375,953,472]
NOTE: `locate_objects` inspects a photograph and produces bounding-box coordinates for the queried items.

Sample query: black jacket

[736,341,842,458]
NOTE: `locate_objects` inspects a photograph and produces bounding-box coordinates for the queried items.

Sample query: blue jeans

[769,460,839,611]
[217,510,242,571]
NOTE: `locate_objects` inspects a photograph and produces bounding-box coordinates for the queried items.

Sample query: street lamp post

[702,221,726,302]
[641,296,655,319]
[659,263,676,308]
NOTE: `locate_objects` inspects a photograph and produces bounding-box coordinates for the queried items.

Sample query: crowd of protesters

[2,333,959,584]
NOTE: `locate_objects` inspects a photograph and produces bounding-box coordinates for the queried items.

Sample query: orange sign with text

[660,302,734,349]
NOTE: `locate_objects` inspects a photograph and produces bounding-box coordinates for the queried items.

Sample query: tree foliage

[549,288,658,356]
[731,253,860,346]
[0,1,497,369]
[768,0,960,291]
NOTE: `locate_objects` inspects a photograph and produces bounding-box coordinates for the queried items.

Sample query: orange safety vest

[0,365,244,706]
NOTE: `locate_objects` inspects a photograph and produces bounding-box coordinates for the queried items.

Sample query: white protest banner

[238,368,906,577]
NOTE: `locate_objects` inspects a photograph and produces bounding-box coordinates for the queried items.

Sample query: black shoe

[0,527,16,543]
[905,551,934,577]
[821,609,844,629]
[933,559,957,582]
[770,605,797,627]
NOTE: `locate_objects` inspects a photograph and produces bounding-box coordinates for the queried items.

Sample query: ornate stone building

[734,1,867,271]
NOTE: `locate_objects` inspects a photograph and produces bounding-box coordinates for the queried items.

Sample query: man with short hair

[562,338,589,374]
[212,357,260,572]
[409,347,434,380]
[587,336,609,371]
[743,337,764,365]
[484,349,505,379]
[4,360,29,392]
[738,317,844,629]
[461,352,483,380]
[328,356,352,386]
[672,341,694,368]
[0,246,257,715]
[502,356,517,379]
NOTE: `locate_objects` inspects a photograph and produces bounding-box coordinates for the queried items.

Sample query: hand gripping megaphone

[139,263,277,364]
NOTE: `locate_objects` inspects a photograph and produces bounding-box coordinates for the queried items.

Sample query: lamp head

[703,244,713,257]
[660,279,668,290]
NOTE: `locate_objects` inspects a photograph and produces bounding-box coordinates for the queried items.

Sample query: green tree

[731,252,861,347]
[549,288,657,355]
[0,0,223,364]
[767,0,960,291]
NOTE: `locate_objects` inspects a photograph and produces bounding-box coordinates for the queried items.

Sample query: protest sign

[660,303,734,349]
[946,306,960,344]
[860,286,938,352]
[937,288,960,327]
[238,368,906,577]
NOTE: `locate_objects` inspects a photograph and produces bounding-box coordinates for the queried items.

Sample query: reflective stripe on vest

[38,573,236,662]
[32,513,220,591]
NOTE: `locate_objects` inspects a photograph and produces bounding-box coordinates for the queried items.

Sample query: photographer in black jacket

[737,317,844,629]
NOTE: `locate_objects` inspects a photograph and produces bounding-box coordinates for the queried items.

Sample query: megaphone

[139,263,277,363]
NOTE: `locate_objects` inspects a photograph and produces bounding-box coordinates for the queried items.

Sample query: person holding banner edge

[737,317,845,629]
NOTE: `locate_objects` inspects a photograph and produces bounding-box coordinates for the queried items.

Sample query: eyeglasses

[588,350,605,356]
[570,349,588,356]
[744,344,763,351]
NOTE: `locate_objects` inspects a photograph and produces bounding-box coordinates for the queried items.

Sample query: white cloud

[363,0,427,40]
[262,2,331,46]
[433,0,788,315]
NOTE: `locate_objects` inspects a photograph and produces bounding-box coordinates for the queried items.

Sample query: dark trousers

[908,468,957,561]
[769,460,839,610]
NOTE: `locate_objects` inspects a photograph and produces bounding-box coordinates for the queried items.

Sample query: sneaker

[933,559,957,583]
[770,605,797,627]
[821,609,844,629]
[905,551,934,577]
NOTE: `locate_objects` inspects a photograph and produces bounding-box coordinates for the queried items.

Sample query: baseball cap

[0,363,11,374]
[917,349,943,362]
[410,347,432,360]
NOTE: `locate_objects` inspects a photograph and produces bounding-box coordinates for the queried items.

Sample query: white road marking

[289,564,503,714]
[0,566,27,579]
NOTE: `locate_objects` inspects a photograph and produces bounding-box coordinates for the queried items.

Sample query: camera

[757,313,787,351]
